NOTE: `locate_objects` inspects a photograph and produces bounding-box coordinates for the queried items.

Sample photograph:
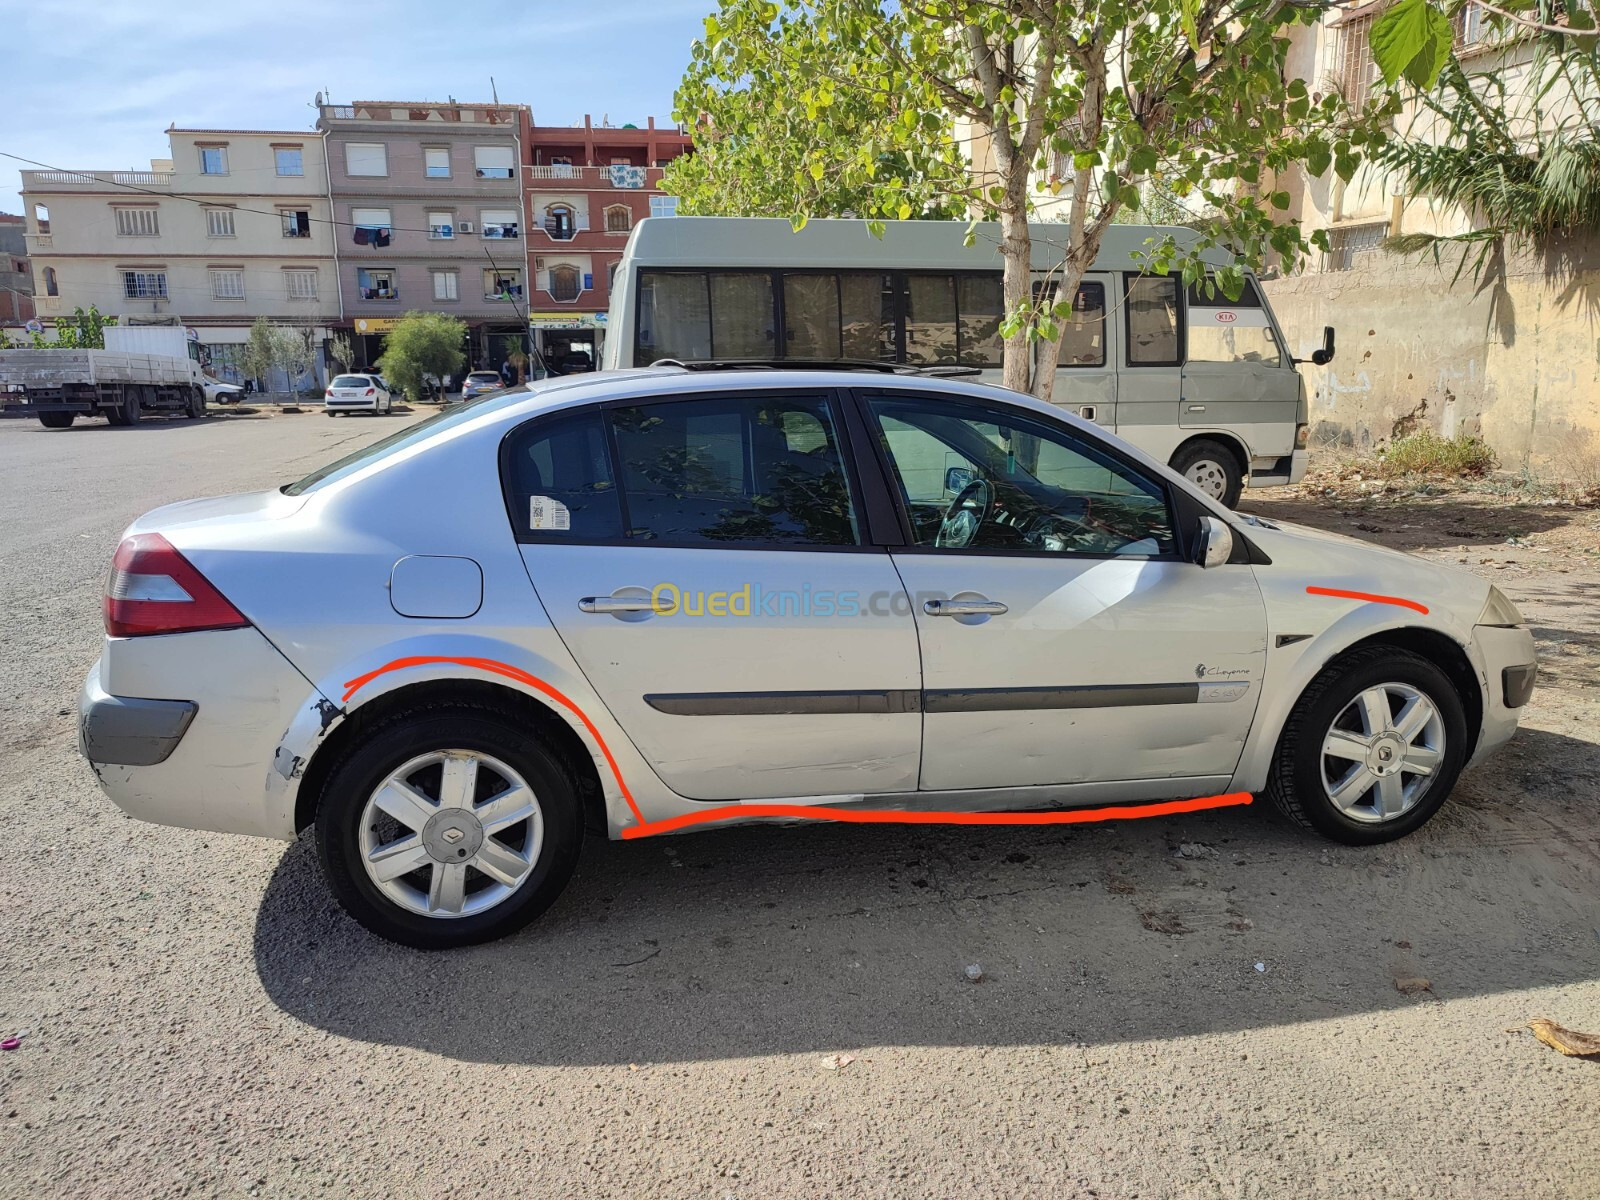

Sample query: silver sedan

[80,366,1536,948]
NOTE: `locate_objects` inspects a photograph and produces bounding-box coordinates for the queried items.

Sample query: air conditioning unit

[456,220,475,234]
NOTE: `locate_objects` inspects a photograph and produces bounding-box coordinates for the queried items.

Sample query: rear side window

[503,411,624,539]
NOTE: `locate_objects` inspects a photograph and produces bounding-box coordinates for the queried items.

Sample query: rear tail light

[104,533,249,638]
[364,387,375,395]
[1295,423,1310,449]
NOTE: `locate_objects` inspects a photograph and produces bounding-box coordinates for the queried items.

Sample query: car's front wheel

[1266,645,1469,845]
[315,705,583,948]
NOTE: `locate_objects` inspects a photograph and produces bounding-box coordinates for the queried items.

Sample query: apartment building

[19,129,338,381]
[0,214,35,324]
[316,100,531,371]
[523,115,692,368]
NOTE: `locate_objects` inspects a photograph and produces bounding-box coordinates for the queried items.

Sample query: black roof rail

[649,358,985,379]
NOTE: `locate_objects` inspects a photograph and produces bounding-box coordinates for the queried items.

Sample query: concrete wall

[1264,238,1600,477]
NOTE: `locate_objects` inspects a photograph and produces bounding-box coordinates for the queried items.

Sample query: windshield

[283,388,524,496]
[330,375,371,388]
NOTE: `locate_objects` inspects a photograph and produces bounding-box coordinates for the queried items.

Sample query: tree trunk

[999,201,1033,393]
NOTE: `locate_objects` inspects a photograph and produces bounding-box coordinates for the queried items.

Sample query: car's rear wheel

[1266,646,1468,845]
[314,706,582,948]
[1172,439,1243,508]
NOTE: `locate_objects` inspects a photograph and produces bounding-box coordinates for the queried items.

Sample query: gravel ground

[1,408,1597,1200]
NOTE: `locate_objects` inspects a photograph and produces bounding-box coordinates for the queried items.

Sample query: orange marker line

[1306,585,1428,615]
[341,655,646,825]
[341,658,1252,841]
[621,792,1253,840]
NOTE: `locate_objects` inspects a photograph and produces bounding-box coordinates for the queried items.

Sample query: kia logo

[1213,311,1237,324]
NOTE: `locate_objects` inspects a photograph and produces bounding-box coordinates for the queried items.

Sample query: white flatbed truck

[0,325,209,428]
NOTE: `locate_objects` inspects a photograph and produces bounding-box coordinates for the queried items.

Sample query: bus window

[1186,277,1282,367]
[638,271,711,363]
[1058,281,1106,367]
[1125,275,1180,366]
[839,272,894,360]
[783,274,842,358]
[957,275,1004,367]
[710,273,775,357]
[905,274,958,364]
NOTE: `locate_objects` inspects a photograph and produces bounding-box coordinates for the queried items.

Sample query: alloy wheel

[357,750,543,918]
[1319,682,1445,823]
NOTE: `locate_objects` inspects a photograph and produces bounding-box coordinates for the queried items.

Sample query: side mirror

[1197,515,1234,568]
[1310,325,1335,366]
[945,466,974,493]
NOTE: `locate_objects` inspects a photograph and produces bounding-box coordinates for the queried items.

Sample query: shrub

[1379,430,1497,479]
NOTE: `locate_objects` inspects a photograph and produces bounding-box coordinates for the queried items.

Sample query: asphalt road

[1,407,1597,1199]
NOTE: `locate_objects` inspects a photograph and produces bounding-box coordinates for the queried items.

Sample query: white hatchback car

[325,373,393,416]
[81,365,1536,948]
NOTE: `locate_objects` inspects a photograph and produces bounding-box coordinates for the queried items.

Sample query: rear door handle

[579,594,657,614]
[1187,404,1206,413]
[924,598,1008,617]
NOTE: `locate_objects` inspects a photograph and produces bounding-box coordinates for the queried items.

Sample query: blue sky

[3,0,711,212]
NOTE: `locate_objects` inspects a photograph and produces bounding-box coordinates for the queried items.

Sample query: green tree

[241,317,282,390]
[501,334,529,385]
[667,0,1395,397]
[1370,0,1599,276]
[327,332,356,374]
[378,311,467,402]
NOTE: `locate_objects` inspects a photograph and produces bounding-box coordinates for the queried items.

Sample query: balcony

[23,169,174,191]
[524,164,666,190]
[358,288,398,301]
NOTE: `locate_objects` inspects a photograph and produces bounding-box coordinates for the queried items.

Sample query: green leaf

[1370,0,1454,88]
[790,214,808,232]
[809,161,825,181]
[897,201,912,220]
[1128,145,1159,176]
[1270,190,1290,210]
[1306,143,1332,179]
[1180,0,1200,51]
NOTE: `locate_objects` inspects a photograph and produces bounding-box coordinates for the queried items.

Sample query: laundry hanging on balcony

[607,164,645,189]
[353,226,391,247]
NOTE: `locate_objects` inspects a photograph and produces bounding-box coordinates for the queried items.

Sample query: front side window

[867,393,1174,556]
[610,394,859,547]
[1185,276,1282,367]
[199,146,228,175]
[275,147,303,176]
[1125,275,1180,366]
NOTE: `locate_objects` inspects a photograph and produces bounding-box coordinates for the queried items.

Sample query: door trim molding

[644,689,922,716]
[643,681,1250,716]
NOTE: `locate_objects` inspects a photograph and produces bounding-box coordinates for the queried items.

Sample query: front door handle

[579,593,657,614]
[1187,404,1207,413]
[924,598,1008,617]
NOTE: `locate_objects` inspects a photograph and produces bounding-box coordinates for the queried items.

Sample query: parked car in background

[461,371,505,401]
[202,375,245,405]
[78,363,1535,949]
[325,374,392,416]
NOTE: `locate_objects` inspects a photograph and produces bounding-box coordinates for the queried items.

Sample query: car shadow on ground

[253,726,1600,1066]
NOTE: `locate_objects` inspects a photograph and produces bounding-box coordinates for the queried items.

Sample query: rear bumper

[79,627,325,841]
[325,398,381,410]
[1468,624,1537,768]
[1246,449,1309,489]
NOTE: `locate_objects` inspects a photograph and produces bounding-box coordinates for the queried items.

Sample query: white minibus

[601,217,1333,505]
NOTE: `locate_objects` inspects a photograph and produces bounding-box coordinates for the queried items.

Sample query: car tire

[38,411,75,429]
[1172,439,1243,508]
[314,704,584,949]
[1265,645,1469,846]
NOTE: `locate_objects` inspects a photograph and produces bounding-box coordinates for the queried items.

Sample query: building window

[649,195,679,219]
[205,208,236,238]
[1336,12,1378,115]
[357,267,396,300]
[114,207,160,237]
[199,146,229,175]
[1325,222,1389,271]
[352,207,393,235]
[280,209,311,238]
[549,264,581,302]
[123,270,167,299]
[428,210,455,239]
[33,203,49,235]
[474,145,516,179]
[424,147,451,179]
[43,266,58,296]
[604,204,632,233]
[433,270,459,301]
[481,209,520,239]
[211,269,245,301]
[1455,1,1486,45]
[285,269,318,300]
[345,142,388,177]
[484,267,524,301]
[543,204,576,240]
[275,147,304,176]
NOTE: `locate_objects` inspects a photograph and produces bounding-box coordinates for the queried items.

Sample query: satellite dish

[25,319,43,334]
[315,91,324,106]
